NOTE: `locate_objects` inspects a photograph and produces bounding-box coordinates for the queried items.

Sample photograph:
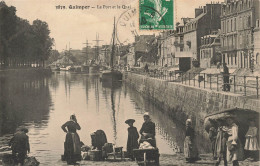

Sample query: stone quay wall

[124,72,260,138]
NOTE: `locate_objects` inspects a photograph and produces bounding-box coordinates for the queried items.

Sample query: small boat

[100,17,122,83]
[60,66,72,71]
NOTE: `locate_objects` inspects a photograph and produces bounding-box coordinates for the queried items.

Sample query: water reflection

[0,72,208,165]
[101,81,122,144]
[0,73,52,136]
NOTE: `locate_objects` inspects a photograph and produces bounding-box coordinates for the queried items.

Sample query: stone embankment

[123,72,260,140]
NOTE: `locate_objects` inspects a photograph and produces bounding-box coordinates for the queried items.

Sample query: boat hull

[81,65,100,73]
[101,70,122,83]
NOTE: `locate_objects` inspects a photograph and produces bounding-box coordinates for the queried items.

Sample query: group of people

[208,117,259,166]
[60,112,156,164]
[125,112,156,159]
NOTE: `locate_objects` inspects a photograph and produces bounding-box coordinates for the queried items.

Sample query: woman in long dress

[184,119,199,163]
[61,115,81,164]
[214,119,228,166]
[125,119,139,160]
[226,117,244,166]
[244,120,259,160]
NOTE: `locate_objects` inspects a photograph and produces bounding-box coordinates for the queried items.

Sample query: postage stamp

[139,0,174,30]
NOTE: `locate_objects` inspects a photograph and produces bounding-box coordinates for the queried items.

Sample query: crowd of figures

[7,111,259,166]
[60,112,156,165]
[207,117,259,166]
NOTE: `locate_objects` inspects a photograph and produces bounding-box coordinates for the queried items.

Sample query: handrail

[129,69,259,99]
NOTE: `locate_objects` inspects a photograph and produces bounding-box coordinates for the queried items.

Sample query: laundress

[62,120,81,164]
[184,127,198,160]
[226,123,244,162]
[244,127,259,151]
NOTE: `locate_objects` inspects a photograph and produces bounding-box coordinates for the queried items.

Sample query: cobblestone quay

[124,72,260,140]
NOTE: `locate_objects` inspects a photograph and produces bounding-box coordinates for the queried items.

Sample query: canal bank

[0,68,52,78]
[123,72,260,142]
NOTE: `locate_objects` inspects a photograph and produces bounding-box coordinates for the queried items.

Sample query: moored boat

[100,17,122,83]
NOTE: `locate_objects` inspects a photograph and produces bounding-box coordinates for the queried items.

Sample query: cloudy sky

[4,0,224,51]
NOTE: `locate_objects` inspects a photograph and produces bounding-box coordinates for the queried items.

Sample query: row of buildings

[116,0,260,73]
[156,0,260,72]
[70,0,259,72]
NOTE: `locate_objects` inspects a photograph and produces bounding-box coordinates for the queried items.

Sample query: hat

[143,112,150,117]
[19,127,28,133]
[125,119,135,124]
[186,119,192,125]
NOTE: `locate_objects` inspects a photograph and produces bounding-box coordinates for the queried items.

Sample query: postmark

[139,0,174,30]
[116,7,139,45]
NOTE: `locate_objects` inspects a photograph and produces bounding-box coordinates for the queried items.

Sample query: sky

[4,0,224,51]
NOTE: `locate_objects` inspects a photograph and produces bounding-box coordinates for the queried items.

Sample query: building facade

[158,30,179,67]
[175,18,192,71]
[200,33,221,68]
[220,0,260,69]
[254,19,260,69]
[174,3,221,71]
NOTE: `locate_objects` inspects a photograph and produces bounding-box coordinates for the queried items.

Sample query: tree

[47,50,60,65]
[0,1,17,67]
[31,19,53,67]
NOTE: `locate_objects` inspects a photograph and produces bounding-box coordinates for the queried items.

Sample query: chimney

[203,6,207,13]
[195,8,203,17]
[225,0,231,3]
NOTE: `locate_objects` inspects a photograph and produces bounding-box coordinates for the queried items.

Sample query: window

[240,17,243,30]
[248,16,251,28]
[227,20,229,32]
[231,19,233,31]
[234,18,236,31]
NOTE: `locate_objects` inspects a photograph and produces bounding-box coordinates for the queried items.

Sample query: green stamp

[139,0,174,30]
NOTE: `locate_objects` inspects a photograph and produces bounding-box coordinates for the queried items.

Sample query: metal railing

[129,69,259,99]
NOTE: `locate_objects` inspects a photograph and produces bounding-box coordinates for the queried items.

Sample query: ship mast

[110,17,116,70]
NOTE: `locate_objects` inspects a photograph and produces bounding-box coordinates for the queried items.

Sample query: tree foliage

[0,2,53,68]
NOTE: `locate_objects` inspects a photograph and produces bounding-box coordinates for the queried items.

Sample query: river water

[0,71,206,165]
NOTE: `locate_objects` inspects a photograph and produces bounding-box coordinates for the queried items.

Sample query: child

[244,119,259,161]
[125,119,139,160]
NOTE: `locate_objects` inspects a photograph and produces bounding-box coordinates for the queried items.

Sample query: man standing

[9,128,30,166]
[139,112,156,147]
[223,63,230,92]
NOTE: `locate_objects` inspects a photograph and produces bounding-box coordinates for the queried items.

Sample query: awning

[175,52,193,58]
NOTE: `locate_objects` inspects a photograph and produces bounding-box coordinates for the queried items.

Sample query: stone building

[254,19,260,69]
[134,35,155,66]
[200,33,221,68]
[176,3,221,71]
[158,30,179,67]
[220,0,260,69]
[126,44,135,67]
[175,18,192,71]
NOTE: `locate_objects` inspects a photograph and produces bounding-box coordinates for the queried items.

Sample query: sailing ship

[100,17,123,83]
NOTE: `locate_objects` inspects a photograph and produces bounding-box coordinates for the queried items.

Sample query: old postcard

[0,0,259,165]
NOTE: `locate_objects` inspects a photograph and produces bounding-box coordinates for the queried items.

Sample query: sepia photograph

[0,0,259,165]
